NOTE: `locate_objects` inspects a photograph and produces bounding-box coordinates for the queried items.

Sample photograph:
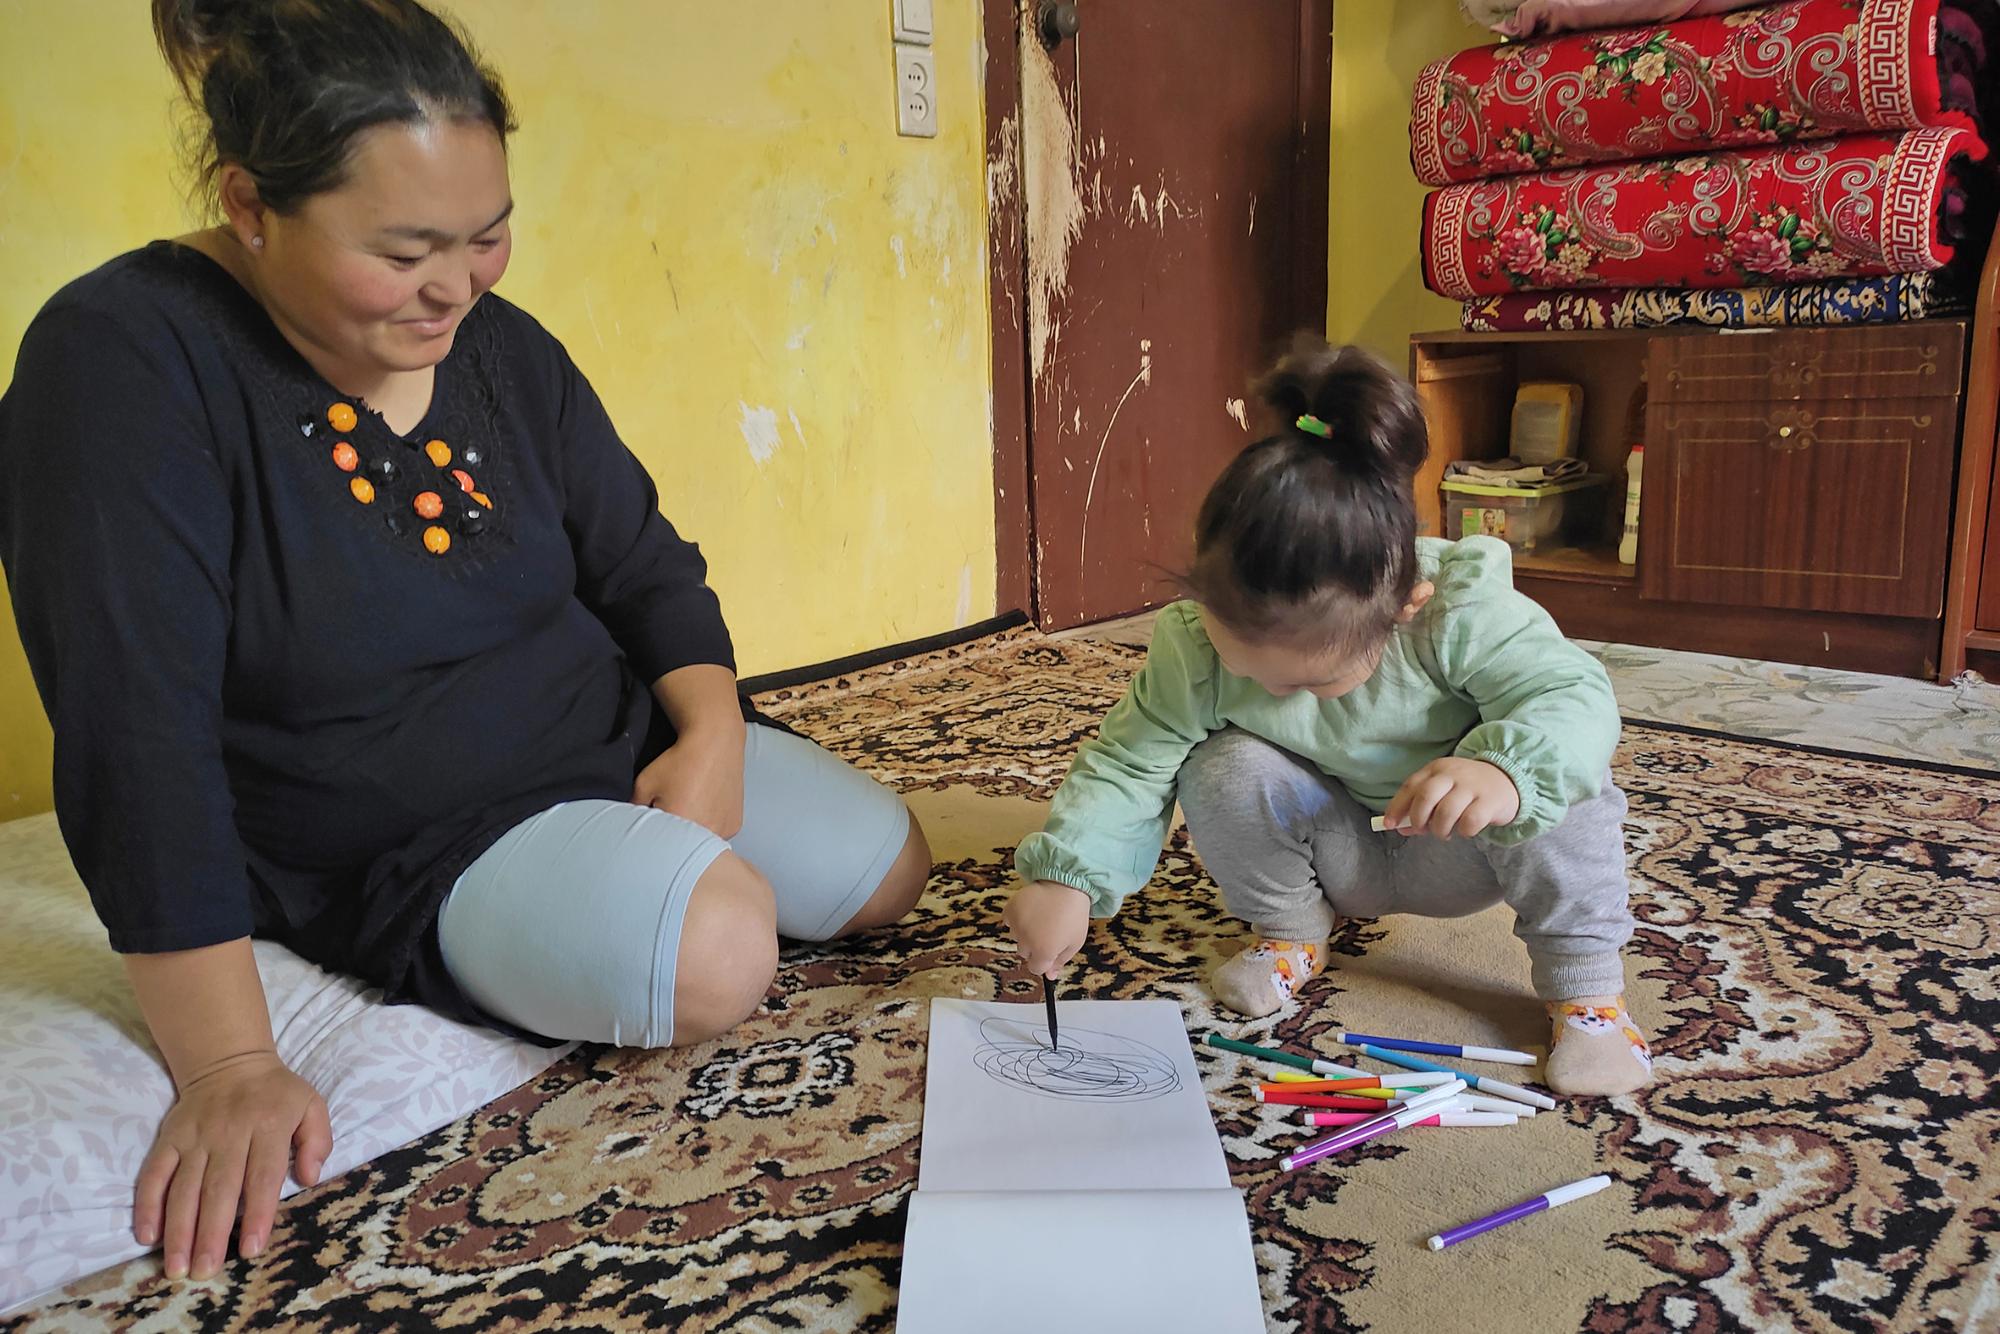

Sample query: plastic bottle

[1618,373,1646,566]
[1619,446,1644,565]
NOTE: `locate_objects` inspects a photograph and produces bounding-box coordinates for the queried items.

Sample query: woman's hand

[633,725,746,838]
[1002,880,1093,977]
[1382,757,1521,839]
[641,663,749,838]
[135,1050,330,1280]
[123,939,321,1280]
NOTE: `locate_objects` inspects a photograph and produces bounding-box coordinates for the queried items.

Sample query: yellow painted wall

[1327,2,1481,360]
[0,0,996,815]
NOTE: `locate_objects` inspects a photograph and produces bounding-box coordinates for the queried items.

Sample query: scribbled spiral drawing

[971,1016,1182,1103]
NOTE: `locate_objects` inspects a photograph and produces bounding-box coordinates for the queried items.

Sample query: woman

[0,0,930,1285]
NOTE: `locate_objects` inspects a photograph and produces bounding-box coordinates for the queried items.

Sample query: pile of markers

[1203,1030,1608,1250]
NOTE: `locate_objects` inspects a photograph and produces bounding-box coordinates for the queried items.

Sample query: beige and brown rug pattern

[11,629,1998,1333]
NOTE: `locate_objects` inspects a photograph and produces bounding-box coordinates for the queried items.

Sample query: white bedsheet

[0,813,575,1314]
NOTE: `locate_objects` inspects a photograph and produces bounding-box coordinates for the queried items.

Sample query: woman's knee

[830,810,932,937]
[670,851,779,1045]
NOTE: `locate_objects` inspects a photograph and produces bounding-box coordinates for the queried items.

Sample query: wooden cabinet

[1642,326,1962,619]
[1648,325,1963,401]
[1412,321,1974,679]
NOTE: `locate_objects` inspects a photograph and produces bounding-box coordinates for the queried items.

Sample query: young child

[1002,338,1650,1096]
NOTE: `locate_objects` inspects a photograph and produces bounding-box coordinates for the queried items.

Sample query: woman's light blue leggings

[435,722,911,1046]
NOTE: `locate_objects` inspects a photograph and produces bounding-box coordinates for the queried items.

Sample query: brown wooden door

[1981,440,2000,631]
[997,0,1332,630]
[1641,326,1966,618]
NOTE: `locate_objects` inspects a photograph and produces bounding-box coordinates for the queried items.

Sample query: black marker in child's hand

[1043,972,1060,1050]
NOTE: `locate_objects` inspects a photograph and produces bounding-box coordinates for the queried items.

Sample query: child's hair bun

[1254,335,1429,484]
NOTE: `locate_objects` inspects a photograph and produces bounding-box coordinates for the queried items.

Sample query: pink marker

[1301,1109,1519,1128]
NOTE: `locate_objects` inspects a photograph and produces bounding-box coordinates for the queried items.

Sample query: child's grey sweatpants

[1176,727,1632,1000]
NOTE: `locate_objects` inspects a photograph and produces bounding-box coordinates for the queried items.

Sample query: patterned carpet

[11,628,1999,1333]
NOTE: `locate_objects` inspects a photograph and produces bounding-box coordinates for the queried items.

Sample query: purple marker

[1279,1080,1465,1171]
[1426,1174,1613,1250]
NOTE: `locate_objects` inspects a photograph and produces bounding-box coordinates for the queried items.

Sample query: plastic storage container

[1441,475,1608,555]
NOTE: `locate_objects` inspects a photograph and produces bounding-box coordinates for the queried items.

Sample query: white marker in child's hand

[1370,816,1393,833]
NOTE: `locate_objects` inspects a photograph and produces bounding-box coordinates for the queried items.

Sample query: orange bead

[328,403,358,432]
[331,442,358,472]
[423,525,451,555]
[450,468,475,493]
[349,477,375,504]
[471,491,492,508]
[413,491,443,519]
[424,439,452,467]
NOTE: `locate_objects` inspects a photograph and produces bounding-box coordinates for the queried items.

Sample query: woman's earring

[250,236,265,249]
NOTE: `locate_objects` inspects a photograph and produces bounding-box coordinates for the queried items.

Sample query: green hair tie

[1295,414,1333,439]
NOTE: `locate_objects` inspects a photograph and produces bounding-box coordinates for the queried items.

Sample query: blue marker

[1359,1044,1557,1111]
[1332,1031,1535,1067]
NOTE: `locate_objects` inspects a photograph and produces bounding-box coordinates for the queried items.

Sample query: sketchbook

[898,998,1264,1333]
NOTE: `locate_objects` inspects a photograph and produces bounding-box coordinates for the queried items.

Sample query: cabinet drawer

[1650,324,1965,403]
[1640,396,1957,617]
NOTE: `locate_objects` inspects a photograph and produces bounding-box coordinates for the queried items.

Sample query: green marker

[1203,1033,1349,1076]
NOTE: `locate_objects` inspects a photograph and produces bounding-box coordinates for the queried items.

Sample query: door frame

[984,0,1035,620]
[982,0,1333,625]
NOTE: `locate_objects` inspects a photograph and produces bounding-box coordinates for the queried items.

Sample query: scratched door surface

[1017,0,1330,630]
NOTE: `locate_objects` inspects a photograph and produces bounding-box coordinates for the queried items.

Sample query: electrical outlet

[895,42,937,137]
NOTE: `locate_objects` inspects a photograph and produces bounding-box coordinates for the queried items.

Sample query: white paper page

[917,998,1229,1194]
[898,1189,1265,1334]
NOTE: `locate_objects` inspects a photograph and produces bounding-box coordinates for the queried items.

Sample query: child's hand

[1382,758,1520,839]
[1002,880,1092,978]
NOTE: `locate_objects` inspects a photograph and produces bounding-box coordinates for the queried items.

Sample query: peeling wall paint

[986,115,1020,213]
[1020,5,1085,381]
[739,403,782,466]
[0,0,1000,814]
[984,112,1022,330]
[1077,340,1154,577]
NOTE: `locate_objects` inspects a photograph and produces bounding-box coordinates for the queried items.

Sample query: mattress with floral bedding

[1412,0,1992,186]
[1421,125,1987,298]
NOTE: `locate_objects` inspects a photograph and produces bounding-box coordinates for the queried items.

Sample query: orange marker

[1259,1078,1397,1096]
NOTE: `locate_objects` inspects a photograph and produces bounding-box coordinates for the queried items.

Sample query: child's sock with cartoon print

[1546,995,1652,1095]
[1213,937,1328,1018]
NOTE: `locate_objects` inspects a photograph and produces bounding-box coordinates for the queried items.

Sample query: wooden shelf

[1512,544,1636,584]
[1415,316,1973,349]
[1414,326,1689,348]
[1413,313,1978,680]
